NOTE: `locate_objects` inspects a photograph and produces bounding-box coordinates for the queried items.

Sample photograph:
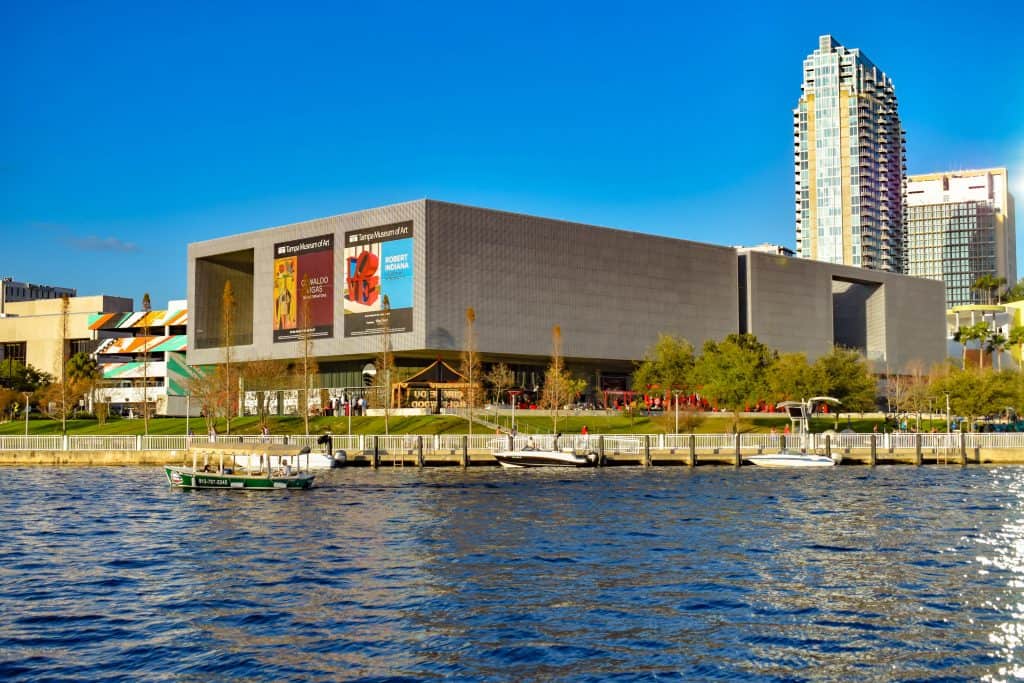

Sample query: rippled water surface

[3,465,1024,680]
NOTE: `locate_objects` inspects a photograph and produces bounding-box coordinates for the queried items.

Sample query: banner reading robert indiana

[343,221,413,337]
[272,234,334,342]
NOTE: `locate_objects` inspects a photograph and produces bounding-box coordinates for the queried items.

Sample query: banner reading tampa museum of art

[272,234,334,342]
[343,221,413,337]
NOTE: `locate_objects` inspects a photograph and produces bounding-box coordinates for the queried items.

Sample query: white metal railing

[0,432,1023,454]
[0,435,64,451]
[67,435,138,451]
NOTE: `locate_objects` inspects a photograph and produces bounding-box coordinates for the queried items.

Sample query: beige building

[0,296,132,380]
[905,168,1016,308]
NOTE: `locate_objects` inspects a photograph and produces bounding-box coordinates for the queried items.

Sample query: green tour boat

[165,445,316,490]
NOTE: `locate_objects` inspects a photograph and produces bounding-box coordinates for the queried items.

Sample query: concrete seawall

[3,448,1024,467]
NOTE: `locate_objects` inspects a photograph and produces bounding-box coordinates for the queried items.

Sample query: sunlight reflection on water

[1,465,1023,680]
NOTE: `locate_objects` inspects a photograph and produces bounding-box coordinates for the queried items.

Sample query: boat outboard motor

[585,451,599,465]
[332,450,348,468]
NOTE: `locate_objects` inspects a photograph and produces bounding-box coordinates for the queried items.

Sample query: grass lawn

[0,414,473,436]
[0,412,927,436]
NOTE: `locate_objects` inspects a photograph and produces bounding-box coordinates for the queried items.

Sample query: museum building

[187,200,946,408]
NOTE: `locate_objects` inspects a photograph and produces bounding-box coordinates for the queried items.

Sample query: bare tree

[141,293,151,434]
[59,293,70,435]
[241,358,290,430]
[540,325,578,434]
[484,362,514,406]
[377,295,395,435]
[460,307,482,436]
[221,281,236,434]
[297,275,318,435]
[186,367,222,434]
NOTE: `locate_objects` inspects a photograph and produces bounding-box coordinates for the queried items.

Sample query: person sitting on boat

[525,436,536,451]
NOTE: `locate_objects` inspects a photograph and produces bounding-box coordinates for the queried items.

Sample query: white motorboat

[225,449,347,471]
[491,436,598,468]
[494,448,598,468]
[747,397,843,467]
[745,449,839,467]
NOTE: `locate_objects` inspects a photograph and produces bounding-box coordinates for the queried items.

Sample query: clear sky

[3,1,1022,309]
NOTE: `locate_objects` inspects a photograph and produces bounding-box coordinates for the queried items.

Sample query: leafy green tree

[813,346,876,412]
[692,333,774,431]
[1005,279,1024,303]
[935,368,1018,430]
[765,352,822,404]
[632,334,695,403]
[0,359,52,392]
[1009,325,1024,371]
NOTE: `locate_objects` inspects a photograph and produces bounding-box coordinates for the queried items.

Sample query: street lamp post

[23,392,30,436]
[945,392,951,435]
[509,390,522,433]
[673,390,682,434]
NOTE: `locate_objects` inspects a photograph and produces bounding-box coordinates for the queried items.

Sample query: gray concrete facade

[744,251,946,370]
[188,199,946,376]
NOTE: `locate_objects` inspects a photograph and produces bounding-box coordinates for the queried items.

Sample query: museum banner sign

[343,221,414,337]
[272,234,334,342]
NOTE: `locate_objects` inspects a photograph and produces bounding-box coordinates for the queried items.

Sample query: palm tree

[986,330,1009,370]
[66,352,101,414]
[1008,325,1024,370]
[972,275,996,305]
[970,321,991,369]
[994,276,1008,304]
[954,323,990,369]
[952,326,971,369]
[972,275,1007,305]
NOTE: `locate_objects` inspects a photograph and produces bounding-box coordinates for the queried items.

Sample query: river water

[2,465,1023,681]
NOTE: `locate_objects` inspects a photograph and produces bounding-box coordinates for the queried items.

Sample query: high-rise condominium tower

[905,168,1016,308]
[794,35,906,271]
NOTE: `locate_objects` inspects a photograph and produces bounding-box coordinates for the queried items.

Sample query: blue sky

[2,1,1022,309]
